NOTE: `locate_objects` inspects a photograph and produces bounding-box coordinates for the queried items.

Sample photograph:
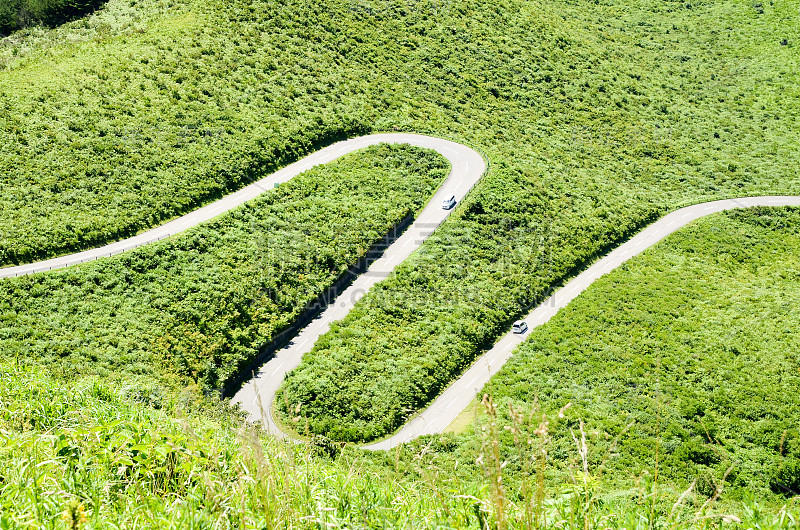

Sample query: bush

[771,457,800,497]
[475,208,800,498]
[0,0,108,34]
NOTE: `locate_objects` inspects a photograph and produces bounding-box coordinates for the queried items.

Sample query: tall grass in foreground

[1,365,798,528]
[470,395,800,529]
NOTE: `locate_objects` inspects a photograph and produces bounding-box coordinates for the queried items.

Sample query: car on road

[441,195,456,210]
[512,321,529,334]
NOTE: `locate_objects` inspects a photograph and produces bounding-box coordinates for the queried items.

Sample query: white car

[512,321,529,334]
[441,195,456,210]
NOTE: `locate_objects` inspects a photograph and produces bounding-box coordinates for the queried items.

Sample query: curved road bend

[363,195,800,450]
[3,137,799,451]
[0,134,485,279]
[231,136,486,435]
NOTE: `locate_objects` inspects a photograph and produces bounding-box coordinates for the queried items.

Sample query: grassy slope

[5,209,800,525]
[278,0,800,440]
[0,144,447,393]
[0,0,375,265]
[450,207,800,504]
[1,0,798,267]
[2,0,800,519]
[1,365,483,528]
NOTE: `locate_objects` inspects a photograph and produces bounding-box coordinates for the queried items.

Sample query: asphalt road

[0,134,484,279]
[363,195,800,450]
[5,135,800,451]
[230,134,486,435]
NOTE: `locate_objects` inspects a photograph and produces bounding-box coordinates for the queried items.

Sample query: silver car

[512,321,529,334]
[441,195,457,210]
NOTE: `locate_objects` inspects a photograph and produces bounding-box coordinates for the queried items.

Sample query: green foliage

[2,0,800,518]
[0,0,107,34]
[277,192,660,441]
[2,0,799,267]
[4,362,800,527]
[469,207,800,501]
[772,457,800,496]
[0,144,447,393]
[272,0,800,441]
[0,363,465,527]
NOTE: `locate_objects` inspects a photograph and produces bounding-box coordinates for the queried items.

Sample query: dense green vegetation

[455,207,800,503]
[1,363,475,527]
[0,0,107,35]
[7,204,800,524]
[2,0,798,268]
[3,0,799,435]
[3,0,800,521]
[0,144,447,392]
[267,0,800,440]
[7,360,798,528]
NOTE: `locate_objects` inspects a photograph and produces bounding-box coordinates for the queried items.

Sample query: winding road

[5,133,800,451]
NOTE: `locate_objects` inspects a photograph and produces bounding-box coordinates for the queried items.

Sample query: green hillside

[5,210,800,526]
[0,144,447,393]
[2,0,800,524]
[276,0,800,441]
[2,0,798,268]
[450,206,800,506]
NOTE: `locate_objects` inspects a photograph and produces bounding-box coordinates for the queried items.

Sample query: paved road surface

[363,195,800,450]
[0,134,484,279]
[231,135,486,434]
[4,135,799,451]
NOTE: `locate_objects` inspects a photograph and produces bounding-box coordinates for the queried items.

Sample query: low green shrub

[4,361,799,526]
[0,0,107,34]
[772,457,800,497]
